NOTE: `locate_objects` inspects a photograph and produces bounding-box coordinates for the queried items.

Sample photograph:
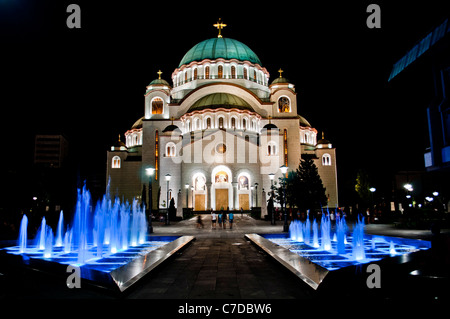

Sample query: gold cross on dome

[213,18,227,38]
[157,70,163,79]
[278,68,284,78]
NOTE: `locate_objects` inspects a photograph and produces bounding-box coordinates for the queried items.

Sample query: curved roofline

[178,37,262,68]
[170,82,272,108]
[172,58,269,78]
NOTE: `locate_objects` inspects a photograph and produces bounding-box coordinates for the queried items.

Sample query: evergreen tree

[275,157,327,212]
[295,157,327,211]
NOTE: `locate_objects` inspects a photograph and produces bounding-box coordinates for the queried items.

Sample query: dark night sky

[1,0,449,204]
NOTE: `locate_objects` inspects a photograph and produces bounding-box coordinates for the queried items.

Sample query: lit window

[219,117,224,129]
[218,65,223,79]
[205,66,210,79]
[206,117,211,129]
[231,117,236,129]
[268,141,277,156]
[151,97,163,114]
[231,65,236,79]
[112,156,121,168]
[322,154,331,166]
[166,143,176,157]
[278,96,290,113]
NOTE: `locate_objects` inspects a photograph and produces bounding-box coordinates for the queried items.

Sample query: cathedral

[106,21,338,217]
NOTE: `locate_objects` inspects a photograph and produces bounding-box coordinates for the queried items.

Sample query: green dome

[179,38,262,67]
[187,93,254,113]
[149,78,170,86]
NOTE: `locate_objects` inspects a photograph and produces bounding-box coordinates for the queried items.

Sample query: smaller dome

[162,124,181,133]
[114,134,126,148]
[147,70,171,88]
[299,115,311,128]
[187,93,254,113]
[149,78,170,86]
[263,123,278,130]
[131,117,144,129]
[316,132,332,148]
[271,77,289,85]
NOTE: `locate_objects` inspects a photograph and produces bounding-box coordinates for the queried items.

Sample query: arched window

[218,65,223,79]
[218,117,224,129]
[194,68,198,79]
[253,69,256,82]
[184,72,188,83]
[205,66,210,79]
[243,67,248,79]
[322,154,331,166]
[278,96,290,113]
[166,142,176,157]
[206,117,211,129]
[242,118,247,130]
[186,120,190,132]
[195,118,201,130]
[112,156,121,168]
[231,65,236,79]
[231,117,236,129]
[268,141,277,156]
[151,97,163,114]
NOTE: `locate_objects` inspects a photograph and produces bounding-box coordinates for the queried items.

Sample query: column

[206,182,211,210]
[232,181,238,210]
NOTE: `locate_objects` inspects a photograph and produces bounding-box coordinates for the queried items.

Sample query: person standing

[218,211,222,229]
[229,211,234,229]
[222,208,227,229]
[211,209,217,229]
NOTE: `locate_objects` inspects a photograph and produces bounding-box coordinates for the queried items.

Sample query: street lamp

[280,165,288,232]
[254,183,258,207]
[190,186,194,209]
[165,174,171,225]
[145,167,155,233]
[268,173,275,225]
[185,184,189,209]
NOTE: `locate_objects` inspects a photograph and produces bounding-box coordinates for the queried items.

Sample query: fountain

[351,216,366,261]
[55,211,64,247]
[18,215,28,253]
[1,184,194,292]
[250,212,432,290]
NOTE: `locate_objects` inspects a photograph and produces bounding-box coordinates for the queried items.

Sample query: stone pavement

[125,214,313,299]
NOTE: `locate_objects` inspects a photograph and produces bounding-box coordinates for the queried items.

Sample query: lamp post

[280,165,289,232]
[268,173,275,225]
[185,184,189,208]
[165,174,171,225]
[191,186,194,209]
[145,167,155,233]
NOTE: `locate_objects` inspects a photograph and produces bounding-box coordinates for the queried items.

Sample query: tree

[295,157,328,211]
[168,197,176,221]
[355,169,371,208]
[274,157,327,212]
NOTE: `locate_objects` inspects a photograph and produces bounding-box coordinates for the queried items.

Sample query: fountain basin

[245,233,431,290]
[1,235,194,292]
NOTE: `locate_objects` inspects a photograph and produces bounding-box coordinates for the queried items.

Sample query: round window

[216,143,227,154]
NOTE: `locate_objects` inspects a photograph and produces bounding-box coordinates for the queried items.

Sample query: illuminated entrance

[211,166,232,210]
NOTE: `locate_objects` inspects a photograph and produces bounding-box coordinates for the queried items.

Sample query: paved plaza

[1,214,449,300]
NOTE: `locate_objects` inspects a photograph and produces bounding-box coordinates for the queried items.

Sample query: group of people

[210,208,234,229]
[196,208,236,229]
